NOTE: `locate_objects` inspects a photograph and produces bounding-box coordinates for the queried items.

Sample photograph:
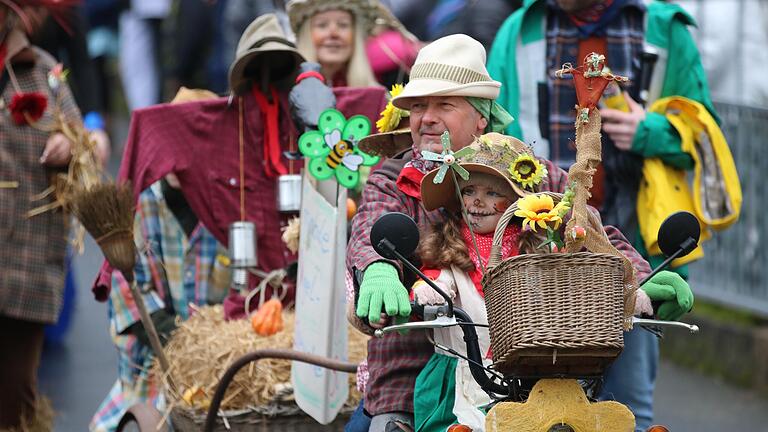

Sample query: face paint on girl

[460,177,514,234]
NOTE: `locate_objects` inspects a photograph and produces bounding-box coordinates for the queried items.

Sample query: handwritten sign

[292,174,349,424]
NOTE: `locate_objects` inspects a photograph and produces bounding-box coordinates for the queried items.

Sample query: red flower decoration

[8,92,48,125]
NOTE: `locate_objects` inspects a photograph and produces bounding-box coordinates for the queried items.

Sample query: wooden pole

[125,272,176,392]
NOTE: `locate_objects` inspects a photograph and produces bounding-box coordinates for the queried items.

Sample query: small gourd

[251,298,284,336]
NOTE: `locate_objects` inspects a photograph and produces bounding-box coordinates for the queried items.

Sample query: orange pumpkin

[346,198,357,221]
[251,298,284,336]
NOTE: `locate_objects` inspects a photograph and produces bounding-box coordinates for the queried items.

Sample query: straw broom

[69,182,174,384]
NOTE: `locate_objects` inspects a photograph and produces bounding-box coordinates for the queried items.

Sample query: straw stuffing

[160,305,368,414]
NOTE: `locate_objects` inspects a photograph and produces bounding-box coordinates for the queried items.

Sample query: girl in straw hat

[411,134,549,432]
[287,0,414,88]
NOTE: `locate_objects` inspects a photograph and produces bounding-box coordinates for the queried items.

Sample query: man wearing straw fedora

[346,34,691,431]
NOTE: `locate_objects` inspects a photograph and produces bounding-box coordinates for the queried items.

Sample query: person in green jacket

[487,0,717,430]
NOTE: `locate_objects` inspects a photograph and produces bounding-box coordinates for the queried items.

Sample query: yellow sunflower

[508,154,547,189]
[376,84,409,133]
[552,200,572,218]
[514,194,563,231]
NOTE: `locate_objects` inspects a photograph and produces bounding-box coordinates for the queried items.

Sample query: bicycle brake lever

[374,316,458,338]
[633,316,699,333]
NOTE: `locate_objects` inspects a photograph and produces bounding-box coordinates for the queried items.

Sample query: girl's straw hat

[421,133,545,211]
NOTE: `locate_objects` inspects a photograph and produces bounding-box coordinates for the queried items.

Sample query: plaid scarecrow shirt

[346,149,651,415]
[90,183,229,432]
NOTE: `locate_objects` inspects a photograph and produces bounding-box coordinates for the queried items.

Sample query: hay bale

[160,305,368,413]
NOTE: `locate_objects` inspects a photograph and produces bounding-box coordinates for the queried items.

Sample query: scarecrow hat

[392,34,500,110]
[229,13,305,95]
[421,133,547,212]
[358,83,412,158]
[287,0,415,40]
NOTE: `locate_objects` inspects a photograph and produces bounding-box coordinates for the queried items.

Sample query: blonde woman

[288,0,399,88]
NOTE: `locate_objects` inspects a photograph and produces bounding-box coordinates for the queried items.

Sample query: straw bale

[160,305,368,413]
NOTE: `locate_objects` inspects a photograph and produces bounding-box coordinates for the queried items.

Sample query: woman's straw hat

[287,0,415,39]
[229,14,305,95]
[392,34,500,110]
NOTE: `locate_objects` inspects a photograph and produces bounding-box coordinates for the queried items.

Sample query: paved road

[38,234,116,432]
[654,360,768,431]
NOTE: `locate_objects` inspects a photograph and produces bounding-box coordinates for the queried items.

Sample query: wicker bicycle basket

[482,192,627,377]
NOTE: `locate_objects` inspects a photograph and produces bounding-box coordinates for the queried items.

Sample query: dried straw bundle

[27,93,105,253]
[162,305,369,413]
[69,182,136,278]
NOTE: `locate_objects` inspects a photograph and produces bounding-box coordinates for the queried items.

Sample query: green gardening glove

[356,262,412,324]
[641,270,694,321]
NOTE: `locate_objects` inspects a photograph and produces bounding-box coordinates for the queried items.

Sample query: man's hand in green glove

[356,262,411,324]
[641,270,694,321]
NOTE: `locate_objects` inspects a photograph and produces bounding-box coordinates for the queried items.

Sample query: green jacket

[486,0,717,171]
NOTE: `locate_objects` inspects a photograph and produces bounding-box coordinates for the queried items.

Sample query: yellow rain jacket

[637,96,741,266]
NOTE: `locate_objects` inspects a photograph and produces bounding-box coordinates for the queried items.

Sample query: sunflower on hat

[357,83,412,158]
[376,84,409,133]
[508,154,547,190]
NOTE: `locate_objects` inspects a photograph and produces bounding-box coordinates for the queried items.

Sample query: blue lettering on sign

[303,208,332,254]
[298,264,322,303]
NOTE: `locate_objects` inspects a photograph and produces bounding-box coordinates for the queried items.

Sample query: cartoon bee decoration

[298,109,380,189]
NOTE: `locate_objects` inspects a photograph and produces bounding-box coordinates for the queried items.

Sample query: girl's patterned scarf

[461,221,520,295]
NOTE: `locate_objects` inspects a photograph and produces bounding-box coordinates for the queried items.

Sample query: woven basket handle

[487,191,564,270]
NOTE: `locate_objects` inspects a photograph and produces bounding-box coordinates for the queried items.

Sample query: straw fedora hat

[392,34,500,110]
[229,14,305,95]
[421,133,545,212]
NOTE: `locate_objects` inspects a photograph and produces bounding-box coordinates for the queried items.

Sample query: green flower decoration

[298,108,380,189]
[421,131,476,184]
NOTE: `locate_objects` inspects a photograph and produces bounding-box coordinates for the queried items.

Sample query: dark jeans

[0,316,45,428]
[345,399,372,432]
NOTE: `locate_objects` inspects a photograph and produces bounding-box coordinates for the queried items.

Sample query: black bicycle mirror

[370,212,420,259]
[657,211,701,258]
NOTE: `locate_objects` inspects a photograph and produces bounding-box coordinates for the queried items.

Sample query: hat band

[410,62,493,85]
[250,36,296,50]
